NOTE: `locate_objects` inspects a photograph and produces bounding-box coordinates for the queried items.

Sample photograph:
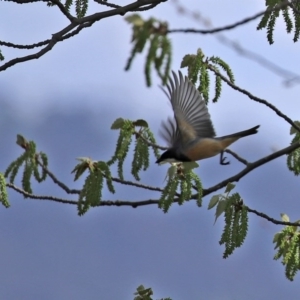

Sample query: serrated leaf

[281,213,290,222]
[225,182,235,193]
[125,14,144,26]
[133,119,148,127]
[136,284,145,292]
[111,118,125,130]
[164,165,176,182]
[16,134,28,149]
[214,199,227,224]
[273,232,281,244]
[290,121,300,135]
[180,54,195,68]
[72,157,94,181]
[76,157,91,162]
[208,194,220,210]
[72,164,88,181]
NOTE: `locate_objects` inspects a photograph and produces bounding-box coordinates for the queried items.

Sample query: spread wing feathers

[160,71,216,146]
[159,117,179,147]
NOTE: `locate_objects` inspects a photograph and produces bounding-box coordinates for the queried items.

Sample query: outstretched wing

[160,71,216,146]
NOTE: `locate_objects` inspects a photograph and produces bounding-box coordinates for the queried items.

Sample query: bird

[156,70,260,165]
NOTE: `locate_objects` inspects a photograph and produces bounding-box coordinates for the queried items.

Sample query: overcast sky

[1,0,300,299]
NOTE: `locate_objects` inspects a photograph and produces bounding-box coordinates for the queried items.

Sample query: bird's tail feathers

[219,125,260,140]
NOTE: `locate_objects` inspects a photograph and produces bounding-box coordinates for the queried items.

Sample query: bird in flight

[156,71,259,165]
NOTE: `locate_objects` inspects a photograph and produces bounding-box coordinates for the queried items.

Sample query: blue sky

[1,0,300,299]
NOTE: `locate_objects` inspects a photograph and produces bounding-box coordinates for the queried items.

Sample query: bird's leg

[220,151,230,165]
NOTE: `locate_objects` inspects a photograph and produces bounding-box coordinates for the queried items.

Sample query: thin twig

[94,0,120,9]
[168,1,289,34]
[49,0,77,22]
[135,130,167,150]
[37,160,81,194]
[7,183,78,204]
[0,39,50,49]
[225,149,249,166]
[246,206,300,227]
[168,9,268,34]
[208,65,300,133]
[110,175,165,192]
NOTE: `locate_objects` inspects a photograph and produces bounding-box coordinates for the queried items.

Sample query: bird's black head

[156,148,191,164]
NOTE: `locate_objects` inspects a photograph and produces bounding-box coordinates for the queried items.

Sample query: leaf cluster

[257,0,300,44]
[48,0,88,18]
[273,213,300,281]
[133,285,171,300]
[159,162,202,213]
[73,159,115,215]
[208,184,248,258]
[287,121,300,175]
[181,49,235,104]
[0,173,9,208]
[125,14,172,86]
[4,134,48,198]
[108,118,159,180]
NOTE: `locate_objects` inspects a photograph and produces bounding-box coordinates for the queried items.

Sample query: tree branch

[207,65,300,133]
[9,179,300,226]
[7,183,78,204]
[168,9,267,35]
[49,0,77,22]
[110,176,165,192]
[7,140,300,227]
[170,0,300,87]
[37,161,81,194]
[94,0,120,9]
[225,149,249,165]
[0,0,166,72]
[0,39,50,49]
[246,206,300,227]
[168,1,289,35]
[134,130,167,150]
[202,141,300,196]
[37,159,164,194]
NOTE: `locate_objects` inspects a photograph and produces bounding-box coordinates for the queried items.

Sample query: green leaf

[273,232,281,244]
[125,14,144,26]
[164,165,177,182]
[208,195,220,210]
[136,285,145,292]
[72,157,94,181]
[266,0,278,5]
[214,199,227,224]
[111,118,125,130]
[225,182,235,193]
[0,173,10,208]
[281,213,290,222]
[290,121,300,135]
[16,134,28,149]
[133,119,149,127]
[180,54,195,68]
[182,161,199,172]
